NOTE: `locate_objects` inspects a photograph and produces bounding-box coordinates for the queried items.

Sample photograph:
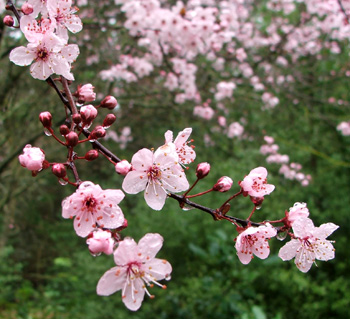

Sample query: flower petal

[97,266,127,296]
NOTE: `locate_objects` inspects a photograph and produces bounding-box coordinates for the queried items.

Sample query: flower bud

[52,163,67,178]
[65,131,79,147]
[3,15,14,27]
[18,144,45,171]
[213,176,233,192]
[75,84,96,104]
[89,126,106,140]
[72,113,82,124]
[196,162,210,179]
[86,229,114,256]
[100,95,118,110]
[103,114,116,128]
[21,3,34,15]
[59,124,70,136]
[39,111,52,128]
[85,149,99,161]
[250,196,264,207]
[80,104,98,126]
[115,160,132,175]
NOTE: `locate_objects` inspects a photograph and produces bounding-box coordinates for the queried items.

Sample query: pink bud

[52,163,67,178]
[59,125,70,136]
[80,104,98,126]
[39,111,52,128]
[75,84,96,104]
[89,126,106,140]
[100,96,118,110]
[196,162,210,179]
[72,114,82,124]
[250,196,264,207]
[65,131,79,147]
[3,15,14,27]
[21,3,34,15]
[85,149,99,161]
[103,114,116,128]
[213,176,233,192]
[115,160,132,175]
[18,145,45,171]
[86,229,114,255]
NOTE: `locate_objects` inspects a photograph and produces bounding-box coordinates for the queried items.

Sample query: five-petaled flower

[278,217,338,272]
[122,146,189,210]
[235,224,277,264]
[62,181,125,237]
[239,167,275,198]
[97,233,172,311]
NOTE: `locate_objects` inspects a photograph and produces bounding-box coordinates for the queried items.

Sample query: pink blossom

[115,160,132,176]
[122,147,189,210]
[193,105,214,120]
[213,176,233,192]
[87,229,115,255]
[163,128,196,165]
[80,104,98,127]
[227,122,244,138]
[337,121,350,136]
[240,167,275,197]
[97,233,172,311]
[285,202,309,226]
[62,181,125,237]
[19,144,45,171]
[235,224,277,264]
[279,218,339,272]
[75,84,96,103]
[196,162,211,179]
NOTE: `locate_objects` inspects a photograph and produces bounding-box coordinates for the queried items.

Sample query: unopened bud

[52,163,67,178]
[115,160,132,175]
[59,125,70,136]
[103,114,116,128]
[39,111,52,128]
[196,162,210,179]
[75,84,96,104]
[21,3,34,15]
[89,126,106,140]
[85,149,99,161]
[80,104,98,126]
[3,15,14,27]
[100,95,118,110]
[72,113,82,124]
[250,196,264,207]
[213,176,233,192]
[65,131,79,147]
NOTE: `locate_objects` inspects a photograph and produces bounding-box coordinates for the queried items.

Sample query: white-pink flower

[62,181,125,237]
[87,229,115,255]
[97,233,172,311]
[279,218,339,272]
[122,147,189,210]
[164,128,196,165]
[240,167,275,197]
[285,202,309,226]
[18,144,45,171]
[235,224,277,264]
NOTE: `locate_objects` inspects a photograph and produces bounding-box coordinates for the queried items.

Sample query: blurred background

[0,0,349,318]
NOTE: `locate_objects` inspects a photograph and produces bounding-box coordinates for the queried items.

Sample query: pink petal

[313,223,339,240]
[114,237,139,266]
[144,182,167,210]
[122,278,145,311]
[295,247,314,273]
[174,127,192,146]
[164,130,173,143]
[97,266,127,296]
[122,170,148,194]
[9,46,35,66]
[130,148,153,171]
[143,258,172,280]
[74,211,96,237]
[160,165,189,192]
[252,240,271,260]
[66,15,83,34]
[292,217,314,238]
[30,60,54,80]
[138,233,164,261]
[278,239,300,261]
[314,240,335,261]
[236,248,253,265]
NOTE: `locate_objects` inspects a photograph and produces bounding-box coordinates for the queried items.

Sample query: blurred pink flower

[240,167,275,197]
[97,233,172,311]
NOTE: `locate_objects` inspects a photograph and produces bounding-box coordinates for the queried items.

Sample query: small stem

[61,77,78,115]
[219,189,243,211]
[182,177,200,196]
[48,128,66,146]
[246,206,256,221]
[186,188,213,198]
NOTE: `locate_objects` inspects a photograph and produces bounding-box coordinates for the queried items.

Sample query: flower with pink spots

[285,202,309,227]
[279,218,339,272]
[62,181,125,237]
[18,144,45,171]
[122,147,189,210]
[240,167,275,197]
[97,233,172,311]
[235,224,277,264]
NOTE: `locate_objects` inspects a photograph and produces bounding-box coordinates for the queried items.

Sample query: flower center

[36,48,49,61]
[83,195,97,212]
[251,177,267,192]
[148,165,161,181]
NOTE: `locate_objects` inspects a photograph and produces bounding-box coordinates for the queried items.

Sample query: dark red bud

[52,163,66,178]
[250,196,264,207]
[196,162,211,179]
[72,114,82,124]
[103,114,116,127]
[59,125,70,136]
[100,96,118,110]
[85,150,99,161]
[39,111,52,128]
[65,131,79,147]
[89,126,106,140]
[3,15,14,27]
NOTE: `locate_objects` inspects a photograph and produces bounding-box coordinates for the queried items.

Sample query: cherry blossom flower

[18,144,45,171]
[235,224,277,264]
[87,229,115,256]
[62,181,125,237]
[97,233,172,311]
[279,218,339,272]
[285,202,309,227]
[240,167,275,197]
[122,147,189,210]
[163,128,196,165]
